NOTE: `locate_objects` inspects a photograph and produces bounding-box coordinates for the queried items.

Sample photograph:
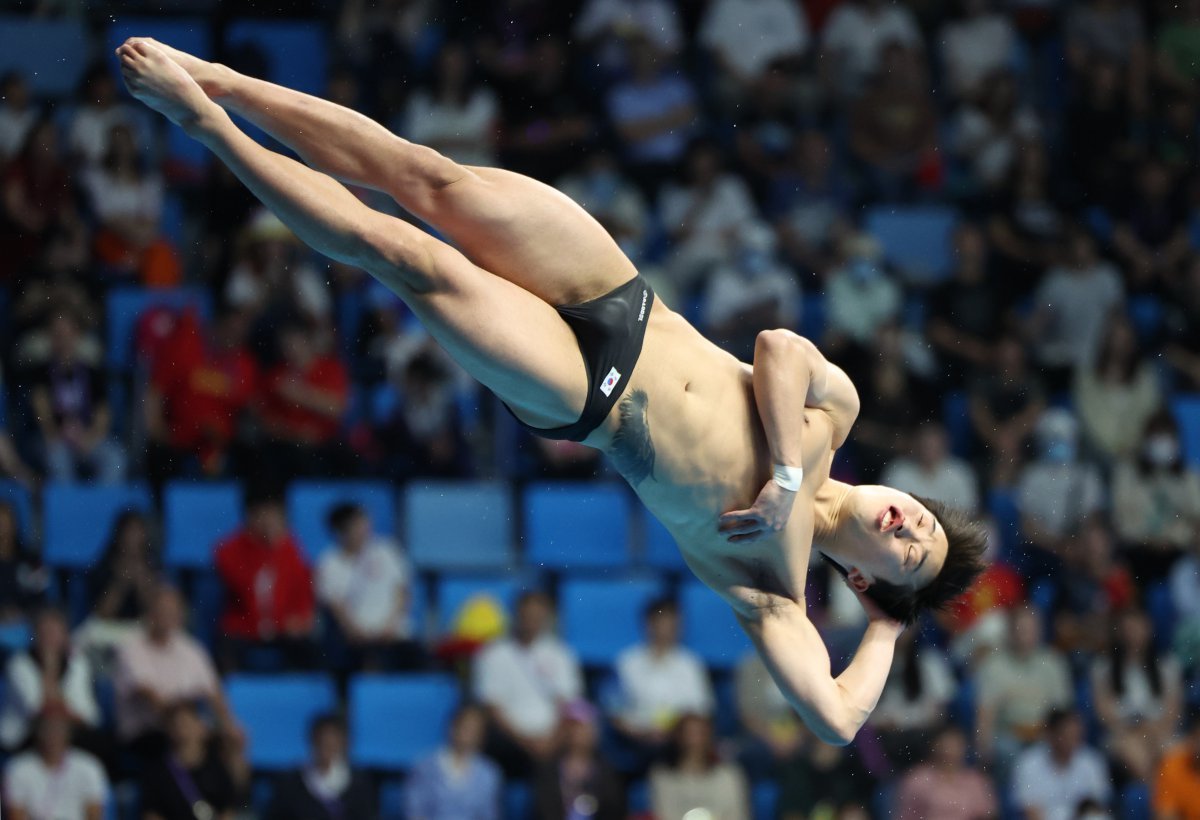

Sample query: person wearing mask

[534,700,625,820]
[471,591,583,778]
[140,701,243,820]
[2,707,109,820]
[894,723,998,820]
[650,713,750,820]
[270,714,375,820]
[405,704,501,820]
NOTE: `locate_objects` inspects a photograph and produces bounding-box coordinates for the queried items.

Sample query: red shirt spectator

[148,310,258,472]
[214,493,314,641]
[259,324,349,445]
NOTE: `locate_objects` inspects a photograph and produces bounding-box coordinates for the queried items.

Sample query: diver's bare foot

[115,40,219,132]
[133,37,234,99]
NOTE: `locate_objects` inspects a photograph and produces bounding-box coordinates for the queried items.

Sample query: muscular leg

[142,39,638,305]
[116,40,586,429]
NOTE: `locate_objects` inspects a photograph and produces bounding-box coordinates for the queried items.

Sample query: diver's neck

[812,479,854,551]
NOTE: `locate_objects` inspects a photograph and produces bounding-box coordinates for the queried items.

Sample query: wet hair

[824,495,988,626]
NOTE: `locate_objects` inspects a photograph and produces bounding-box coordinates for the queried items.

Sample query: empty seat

[559,577,663,666]
[1173,394,1200,469]
[164,482,243,569]
[680,581,750,669]
[43,483,153,569]
[523,483,632,570]
[641,510,686,571]
[0,17,89,96]
[435,574,527,634]
[287,481,396,559]
[350,674,459,770]
[225,21,327,96]
[106,287,212,370]
[226,674,338,770]
[404,481,515,571]
[864,205,959,285]
[0,480,35,541]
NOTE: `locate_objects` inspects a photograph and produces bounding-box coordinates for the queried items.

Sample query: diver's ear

[846,567,871,592]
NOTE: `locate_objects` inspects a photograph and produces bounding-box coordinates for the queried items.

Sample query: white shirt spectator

[82,168,164,225]
[608,74,699,165]
[825,261,902,344]
[940,13,1016,99]
[701,253,800,332]
[1032,262,1124,370]
[3,748,109,820]
[1090,655,1183,723]
[1170,554,1200,620]
[575,0,682,56]
[699,0,811,80]
[1017,461,1106,539]
[870,648,957,732]
[1011,741,1111,820]
[952,104,1042,187]
[473,635,583,736]
[225,259,332,321]
[114,630,221,740]
[317,538,413,638]
[67,105,134,168]
[822,3,922,93]
[615,644,714,732]
[0,652,100,750]
[402,88,498,168]
[0,105,36,161]
[660,175,758,287]
[881,455,980,513]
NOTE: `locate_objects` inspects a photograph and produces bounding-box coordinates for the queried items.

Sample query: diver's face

[845,486,947,589]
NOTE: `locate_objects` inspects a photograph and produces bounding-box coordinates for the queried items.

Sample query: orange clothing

[1155,742,1200,820]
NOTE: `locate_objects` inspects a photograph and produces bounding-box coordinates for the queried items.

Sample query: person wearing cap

[2,706,110,820]
[534,700,626,820]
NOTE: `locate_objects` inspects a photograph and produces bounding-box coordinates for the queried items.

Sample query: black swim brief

[504,274,655,442]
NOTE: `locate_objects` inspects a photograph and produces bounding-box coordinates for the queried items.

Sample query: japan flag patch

[600,366,622,397]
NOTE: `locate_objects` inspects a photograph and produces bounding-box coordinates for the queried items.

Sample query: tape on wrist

[772,463,804,492]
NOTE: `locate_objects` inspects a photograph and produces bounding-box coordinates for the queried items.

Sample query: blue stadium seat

[680,581,750,669]
[349,674,459,770]
[559,577,664,666]
[226,674,338,770]
[435,574,527,633]
[941,390,973,458]
[641,509,686,571]
[0,621,30,658]
[0,480,34,541]
[0,18,89,96]
[378,779,405,820]
[753,781,779,820]
[105,287,213,370]
[404,481,515,571]
[163,482,243,569]
[864,205,959,284]
[287,481,397,559]
[523,483,632,570]
[43,483,153,569]
[225,21,327,97]
[1172,394,1200,469]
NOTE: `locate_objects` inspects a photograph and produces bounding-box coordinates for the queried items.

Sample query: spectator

[1154,707,1200,820]
[1065,58,1137,209]
[1091,607,1184,783]
[952,71,1042,192]
[214,488,316,670]
[975,605,1073,768]
[769,129,853,278]
[1016,409,1105,569]
[534,700,625,820]
[1074,314,1161,464]
[140,701,244,820]
[472,591,583,777]
[1053,517,1136,655]
[145,308,258,482]
[659,140,759,294]
[868,628,957,766]
[893,723,998,820]
[66,64,135,168]
[611,597,713,766]
[825,233,901,348]
[81,123,178,286]
[31,311,124,483]
[939,0,1017,102]
[0,71,38,162]
[270,714,375,820]
[649,713,750,820]
[556,151,649,266]
[1065,0,1147,110]
[698,0,810,104]
[257,321,350,482]
[574,0,682,78]
[85,511,157,630]
[734,650,800,775]
[926,223,1005,388]
[0,608,100,754]
[968,333,1046,487]
[401,42,499,168]
[1112,158,1190,294]
[820,0,923,100]
[375,348,473,480]
[1164,255,1200,392]
[774,727,874,818]
[224,209,331,333]
[607,36,700,193]
[1112,409,1200,581]
[405,703,500,820]
[881,422,980,513]
[114,584,238,756]
[986,142,1067,304]
[2,707,109,820]
[317,502,419,671]
[0,501,48,623]
[1011,709,1112,820]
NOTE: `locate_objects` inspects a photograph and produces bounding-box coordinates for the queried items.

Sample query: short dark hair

[309,712,346,742]
[824,495,988,626]
[327,502,365,533]
[643,596,678,621]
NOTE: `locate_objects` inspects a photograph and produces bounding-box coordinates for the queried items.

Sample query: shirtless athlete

[116,38,986,746]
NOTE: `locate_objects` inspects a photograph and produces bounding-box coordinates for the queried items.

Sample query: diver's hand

[718,480,797,543]
[846,582,905,634]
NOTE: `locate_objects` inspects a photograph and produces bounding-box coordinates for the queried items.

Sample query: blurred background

[0,0,1199,818]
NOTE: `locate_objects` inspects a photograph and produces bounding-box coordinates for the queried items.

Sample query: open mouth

[878,505,904,533]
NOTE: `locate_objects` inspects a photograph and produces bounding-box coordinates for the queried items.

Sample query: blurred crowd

[3,0,1200,818]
